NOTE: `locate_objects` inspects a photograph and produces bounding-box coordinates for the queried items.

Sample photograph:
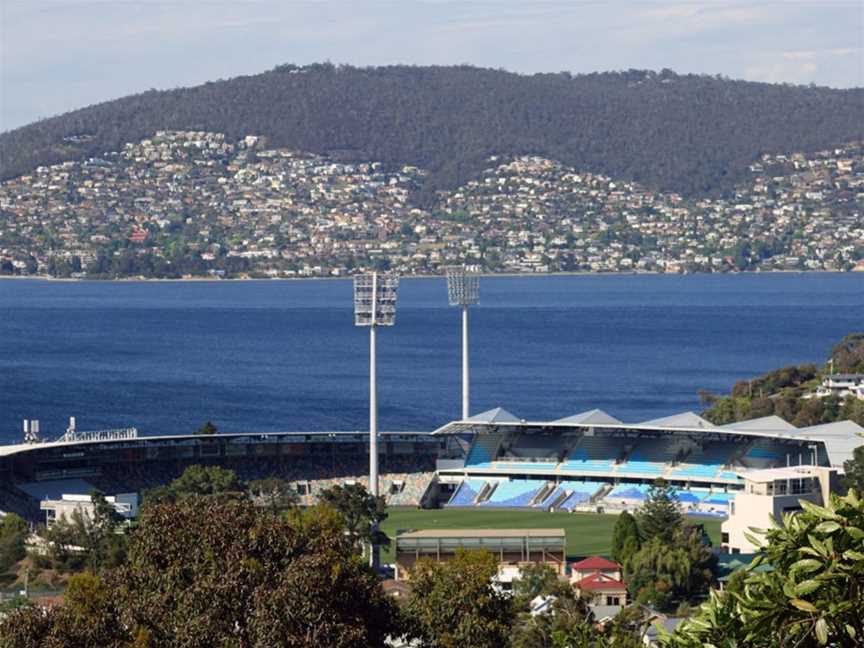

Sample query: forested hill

[1,64,862,197]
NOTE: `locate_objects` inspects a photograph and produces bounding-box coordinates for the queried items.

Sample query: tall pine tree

[638,479,683,543]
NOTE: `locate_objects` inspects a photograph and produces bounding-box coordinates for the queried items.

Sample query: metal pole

[369,272,380,571]
[462,305,470,420]
[370,324,378,498]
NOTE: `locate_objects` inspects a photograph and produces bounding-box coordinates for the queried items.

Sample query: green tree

[829,333,864,373]
[195,420,218,435]
[404,549,512,648]
[247,477,298,512]
[0,513,28,572]
[114,500,397,647]
[843,444,864,492]
[611,510,641,564]
[638,479,683,543]
[511,589,643,648]
[0,573,129,648]
[624,524,716,612]
[511,562,562,610]
[661,489,864,647]
[145,464,244,503]
[319,483,389,551]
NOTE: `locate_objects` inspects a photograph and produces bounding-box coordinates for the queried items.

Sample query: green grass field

[380,508,722,563]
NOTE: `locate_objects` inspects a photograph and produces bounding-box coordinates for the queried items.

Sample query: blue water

[0,273,862,443]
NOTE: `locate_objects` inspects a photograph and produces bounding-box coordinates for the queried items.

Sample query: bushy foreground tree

[661,489,864,647]
[1,500,399,648]
[404,549,512,648]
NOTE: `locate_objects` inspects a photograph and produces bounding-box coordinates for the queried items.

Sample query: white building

[811,374,864,400]
[721,465,840,554]
[40,492,138,528]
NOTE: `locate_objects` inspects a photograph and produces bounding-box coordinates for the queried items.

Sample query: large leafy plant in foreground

[662,489,864,647]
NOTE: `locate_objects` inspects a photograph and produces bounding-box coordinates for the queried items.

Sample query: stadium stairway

[529,482,558,507]
[464,433,503,468]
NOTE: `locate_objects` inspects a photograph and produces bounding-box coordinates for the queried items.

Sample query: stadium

[1,405,859,534]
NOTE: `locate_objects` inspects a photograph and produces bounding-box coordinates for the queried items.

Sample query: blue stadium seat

[445,479,486,507]
[480,480,546,508]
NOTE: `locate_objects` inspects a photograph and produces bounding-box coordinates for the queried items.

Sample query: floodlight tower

[354,271,398,567]
[446,266,479,420]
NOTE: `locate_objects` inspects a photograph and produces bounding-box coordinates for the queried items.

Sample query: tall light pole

[354,271,398,568]
[446,266,479,420]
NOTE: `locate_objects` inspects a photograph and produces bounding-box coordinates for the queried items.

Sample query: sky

[0,0,862,132]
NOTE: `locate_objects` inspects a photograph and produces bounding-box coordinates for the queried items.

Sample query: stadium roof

[430,406,864,467]
[17,478,96,501]
[793,421,864,468]
[0,430,433,459]
[639,411,716,429]
[720,416,797,433]
[465,407,521,424]
[552,409,622,425]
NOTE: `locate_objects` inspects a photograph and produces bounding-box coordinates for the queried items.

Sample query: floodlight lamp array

[445,266,480,306]
[354,273,399,326]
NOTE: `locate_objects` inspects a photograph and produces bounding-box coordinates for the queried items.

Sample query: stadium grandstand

[432,407,862,517]
[0,406,860,524]
[0,430,441,521]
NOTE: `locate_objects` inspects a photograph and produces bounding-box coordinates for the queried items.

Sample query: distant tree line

[2,65,862,199]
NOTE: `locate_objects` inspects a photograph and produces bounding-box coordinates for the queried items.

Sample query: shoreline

[0,269,857,284]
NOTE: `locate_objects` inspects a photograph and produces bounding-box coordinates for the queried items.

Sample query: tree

[124,500,396,647]
[624,537,691,611]
[318,483,389,551]
[404,549,513,648]
[843,444,864,492]
[0,573,129,648]
[661,489,864,647]
[0,513,28,572]
[195,420,218,435]
[511,589,643,648]
[624,522,716,612]
[829,333,864,373]
[3,501,400,648]
[637,479,683,543]
[247,477,298,511]
[611,510,640,564]
[512,563,562,609]
[145,464,244,503]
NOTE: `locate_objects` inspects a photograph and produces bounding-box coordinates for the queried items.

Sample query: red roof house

[570,556,628,608]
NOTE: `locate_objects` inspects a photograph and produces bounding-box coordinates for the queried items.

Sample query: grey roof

[720,416,798,433]
[465,407,521,424]
[18,478,96,501]
[552,409,622,425]
[639,411,716,429]
[793,420,864,467]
